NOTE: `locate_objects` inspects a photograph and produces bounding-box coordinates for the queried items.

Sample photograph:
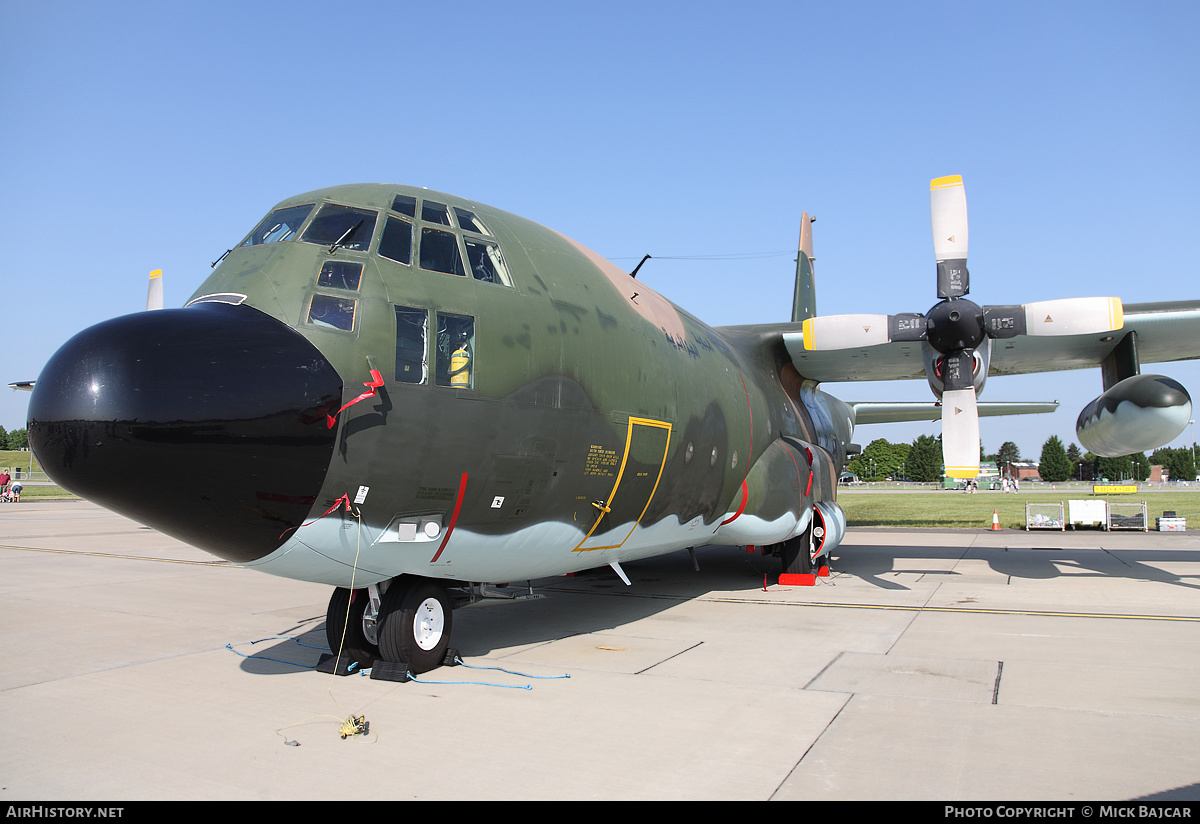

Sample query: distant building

[1010,462,1041,482]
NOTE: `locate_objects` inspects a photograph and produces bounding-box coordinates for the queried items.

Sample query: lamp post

[1189,420,1196,481]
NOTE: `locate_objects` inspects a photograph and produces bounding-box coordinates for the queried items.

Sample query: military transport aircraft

[25,177,1200,674]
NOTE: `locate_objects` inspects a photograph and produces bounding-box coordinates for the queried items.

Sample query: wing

[988,300,1200,376]
[759,300,1200,382]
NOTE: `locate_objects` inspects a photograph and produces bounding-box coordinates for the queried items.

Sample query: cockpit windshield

[240,204,314,247]
[301,204,378,252]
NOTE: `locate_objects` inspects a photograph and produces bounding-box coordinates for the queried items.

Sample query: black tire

[780,532,815,575]
[325,587,380,662]
[378,577,452,674]
[782,507,826,576]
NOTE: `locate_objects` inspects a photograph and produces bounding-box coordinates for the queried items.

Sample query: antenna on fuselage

[629,254,651,279]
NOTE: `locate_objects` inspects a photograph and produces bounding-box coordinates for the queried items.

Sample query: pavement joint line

[0,543,232,565]
[543,585,1200,621]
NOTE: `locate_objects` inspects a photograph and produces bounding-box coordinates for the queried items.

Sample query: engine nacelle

[923,339,991,399]
[1076,374,1192,457]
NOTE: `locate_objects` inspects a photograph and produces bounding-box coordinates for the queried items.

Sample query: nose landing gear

[323,576,454,676]
[378,577,453,674]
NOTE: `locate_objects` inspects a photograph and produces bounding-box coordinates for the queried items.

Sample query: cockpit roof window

[392,194,417,217]
[375,194,512,287]
[240,204,314,247]
[453,207,491,236]
[301,203,378,252]
[422,201,451,226]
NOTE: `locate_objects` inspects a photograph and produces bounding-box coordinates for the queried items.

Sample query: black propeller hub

[926,298,985,353]
[27,303,344,564]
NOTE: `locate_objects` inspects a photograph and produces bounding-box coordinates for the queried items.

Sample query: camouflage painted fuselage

[32,184,853,587]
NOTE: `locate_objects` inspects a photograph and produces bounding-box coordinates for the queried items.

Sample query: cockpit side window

[420,226,465,276]
[464,238,511,286]
[240,204,314,247]
[301,204,378,251]
[394,306,428,384]
[435,312,475,389]
[306,293,357,331]
[317,260,363,291]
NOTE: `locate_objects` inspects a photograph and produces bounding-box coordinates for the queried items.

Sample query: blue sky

[3,1,1198,460]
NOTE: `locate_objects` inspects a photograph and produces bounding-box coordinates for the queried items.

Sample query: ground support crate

[1108,501,1148,531]
[1025,501,1065,530]
[1157,517,1186,532]
[1068,499,1108,530]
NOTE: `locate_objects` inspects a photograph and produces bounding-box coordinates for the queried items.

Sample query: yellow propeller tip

[930,175,963,189]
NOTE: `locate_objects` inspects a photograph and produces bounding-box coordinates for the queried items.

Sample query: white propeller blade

[930,175,968,264]
[146,269,164,311]
[1021,297,1123,336]
[941,388,980,479]
[801,314,892,350]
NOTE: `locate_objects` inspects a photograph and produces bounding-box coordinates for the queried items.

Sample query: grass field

[838,486,1200,529]
[3,446,1197,530]
[0,449,70,500]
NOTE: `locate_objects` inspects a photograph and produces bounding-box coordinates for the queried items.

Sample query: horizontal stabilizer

[849,400,1058,425]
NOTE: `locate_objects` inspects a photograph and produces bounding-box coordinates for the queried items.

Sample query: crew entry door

[575,416,672,551]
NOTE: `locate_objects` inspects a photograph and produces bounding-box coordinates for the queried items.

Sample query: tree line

[0,426,29,450]
[846,434,1198,484]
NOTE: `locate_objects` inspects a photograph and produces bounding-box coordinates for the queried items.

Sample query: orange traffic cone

[991,509,1000,531]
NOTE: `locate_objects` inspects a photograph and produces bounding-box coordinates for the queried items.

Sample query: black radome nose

[28,303,343,563]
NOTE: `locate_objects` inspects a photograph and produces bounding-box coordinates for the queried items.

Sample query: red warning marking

[430,472,468,562]
[327,369,386,428]
[718,480,749,528]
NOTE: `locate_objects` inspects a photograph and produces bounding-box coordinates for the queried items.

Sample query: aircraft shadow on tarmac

[836,541,1200,591]
[233,544,789,676]
[234,539,1200,675]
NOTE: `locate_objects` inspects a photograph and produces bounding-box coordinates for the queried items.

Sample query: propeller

[146,269,164,311]
[802,175,1124,478]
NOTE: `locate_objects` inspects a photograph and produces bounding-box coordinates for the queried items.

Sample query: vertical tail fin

[791,212,816,322]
